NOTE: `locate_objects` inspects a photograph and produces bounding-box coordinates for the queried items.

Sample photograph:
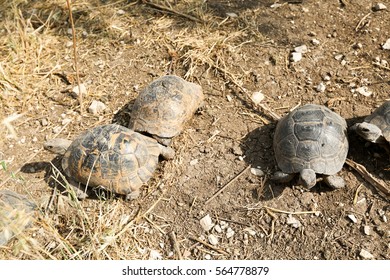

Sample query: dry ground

[0,0,389,260]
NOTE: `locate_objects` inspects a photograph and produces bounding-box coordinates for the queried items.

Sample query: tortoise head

[44,138,72,155]
[350,122,384,144]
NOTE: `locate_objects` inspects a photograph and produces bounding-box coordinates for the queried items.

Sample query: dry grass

[0,0,262,260]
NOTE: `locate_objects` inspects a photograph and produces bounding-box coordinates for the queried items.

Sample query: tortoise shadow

[20,157,114,201]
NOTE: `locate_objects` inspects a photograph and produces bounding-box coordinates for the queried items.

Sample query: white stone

[311,39,320,45]
[316,82,326,92]
[382,38,390,50]
[347,214,358,223]
[286,215,301,228]
[226,227,235,238]
[250,167,264,177]
[251,91,264,105]
[72,83,87,97]
[226,13,238,18]
[373,3,387,11]
[117,9,126,15]
[208,234,219,245]
[359,249,374,259]
[363,225,371,235]
[204,254,211,260]
[190,159,198,166]
[356,86,372,97]
[219,220,228,230]
[290,52,302,62]
[200,214,214,231]
[88,100,107,115]
[334,54,344,61]
[226,95,232,102]
[214,224,222,233]
[294,45,308,53]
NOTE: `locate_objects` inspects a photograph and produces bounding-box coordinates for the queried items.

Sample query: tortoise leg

[298,169,317,189]
[272,171,295,183]
[158,144,175,160]
[65,178,89,200]
[323,175,345,189]
[125,190,140,200]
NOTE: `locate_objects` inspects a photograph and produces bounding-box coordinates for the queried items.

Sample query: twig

[144,215,166,235]
[169,231,183,260]
[66,0,83,113]
[189,236,228,256]
[355,12,372,32]
[345,158,390,198]
[142,0,203,23]
[205,165,251,204]
[353,184,363,205]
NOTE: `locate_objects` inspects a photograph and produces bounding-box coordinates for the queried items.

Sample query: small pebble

[40,118,48,126]
[382,38,390,50]
[286,215,301,228]
[88,100,107,115]
[323,75,331,81]
[348,214,358,223]
[356,86,372,97]
[220,220,228,230]
[311,39,320,45]
[250,167,264,177]
[116,9,126,15]
[190,159,198,166]
[72,83,87,97]
[363,225,371,235]
[200,214,214,231]
[226,95,232,102]
[244,228,256,236]
[334,54,344,61]
[251,91,264,105]
[316,82,326,92]
[359,249,374,259]
[65,41,73,48]
[208,234,219,245]
[226,227,235,238]
[214,224,222,233]
[294,45,308,53]
[226,12,238,18]
[52,126,61,134]
[372,3,387,11]
[290,52,302,62]
[61,118,71,126]
[204,254,211,260]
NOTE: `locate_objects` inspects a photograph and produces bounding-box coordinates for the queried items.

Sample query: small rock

[311,39,320,45]
[208,234,219,245]
[88,100,107,115]
[323,75,331,81]
[250,167,264,177]
[316,82,326,92]
[232,146,243,156]
[356,86,372,97]
[65,41,73,48]
[359,249,374,259]
[251,91,265,105]
[334,54,344,61]
[220,220,228,230]
[52,126,62,134]
[382,38,390,50]
[117,9,126,15]
[244,227,256,236]
[72,84,87,97]
[226,12,238,18]
[286,215,301,228]
[204,254,211,260]
[353,42,363,49]
[40,118,48,126]
[226,95,232,102]
[214,224,222,233]
[348,214,358,223]
[294,45,308,53]
[363,225,371,235]
[290,52,302,62]
[61,118,71,126]
[200,214,214,231]
[372,3,387,11]
[190,159,198,166]
[226,227,235,238]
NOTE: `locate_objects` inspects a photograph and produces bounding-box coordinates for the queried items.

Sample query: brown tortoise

[129,75,204,146]
[44,124,174,200]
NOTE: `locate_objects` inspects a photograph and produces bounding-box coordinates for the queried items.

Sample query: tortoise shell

[129,75,204,145]
[61,124,166,197]
[273,104,348,175]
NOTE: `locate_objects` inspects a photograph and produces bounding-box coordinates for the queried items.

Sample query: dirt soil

[1,0,389,260]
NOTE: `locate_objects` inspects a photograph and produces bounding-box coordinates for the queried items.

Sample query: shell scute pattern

[274,104,348,176]
[61,124,163,196]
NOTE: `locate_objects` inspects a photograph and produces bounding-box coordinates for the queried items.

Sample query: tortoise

[273,104,349,189]
[129,75,204,146]
[351,101,390,148]
[0,189,36,245]
[44,124,175,200]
